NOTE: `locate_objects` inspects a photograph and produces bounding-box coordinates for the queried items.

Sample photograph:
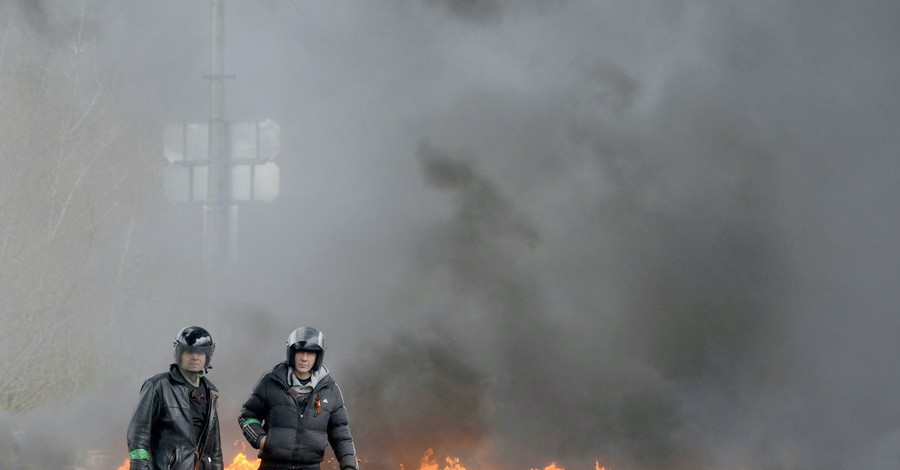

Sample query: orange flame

[117,448,609,470]
[116,452,259,470]
[531,463,563,470]
[225,451,260,470]
[419,448,467,470]
[226,439,261,469]
[420,450,610,470]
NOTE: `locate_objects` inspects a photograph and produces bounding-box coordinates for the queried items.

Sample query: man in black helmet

[238,327,358,470]
[126,326,224,470]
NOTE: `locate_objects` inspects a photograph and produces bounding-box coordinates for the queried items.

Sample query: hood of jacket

[267,361,332,391]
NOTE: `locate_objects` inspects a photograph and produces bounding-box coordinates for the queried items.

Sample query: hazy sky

[3,1,900,469]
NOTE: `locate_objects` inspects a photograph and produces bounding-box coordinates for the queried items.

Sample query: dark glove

[239,416,267,449]
[130,459,151,470]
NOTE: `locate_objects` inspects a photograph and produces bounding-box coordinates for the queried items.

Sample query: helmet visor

[175,343,215,363]
[178,344,214,355]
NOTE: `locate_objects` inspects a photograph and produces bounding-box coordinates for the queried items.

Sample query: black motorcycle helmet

[286,327,325,371]
[173,326,215,369]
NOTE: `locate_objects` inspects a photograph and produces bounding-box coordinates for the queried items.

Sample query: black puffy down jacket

[238,362,358,470]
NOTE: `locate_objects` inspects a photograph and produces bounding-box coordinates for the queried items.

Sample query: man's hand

[260,436,266,449]
[129,460,151,470]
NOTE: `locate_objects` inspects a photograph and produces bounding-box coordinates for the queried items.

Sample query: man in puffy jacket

[127,326,224,470]
[239,327,358,470]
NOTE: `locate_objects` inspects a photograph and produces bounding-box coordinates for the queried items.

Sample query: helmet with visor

[173,326,215,369]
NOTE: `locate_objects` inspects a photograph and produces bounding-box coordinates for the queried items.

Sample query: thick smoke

[347,330,494,469]
[2,1,899,470]
[405,143,688,468]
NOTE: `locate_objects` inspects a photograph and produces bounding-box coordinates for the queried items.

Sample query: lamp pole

[205,0,230,323]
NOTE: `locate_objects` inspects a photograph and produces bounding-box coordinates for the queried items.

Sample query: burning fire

[115,450,260,470]
[416,448,609,470]
[222,450,261,470]
[531,460,608,470]
[115,448,609,470]
[419,448,466,470]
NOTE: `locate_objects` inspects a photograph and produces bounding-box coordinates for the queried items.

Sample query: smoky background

[1,1,899,469]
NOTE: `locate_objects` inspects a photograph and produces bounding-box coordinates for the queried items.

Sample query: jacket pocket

[198,454,213,470]
[260,427,294,462]
[167,448,179,470]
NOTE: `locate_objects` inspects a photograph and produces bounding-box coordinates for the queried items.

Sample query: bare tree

[0,2,162,413]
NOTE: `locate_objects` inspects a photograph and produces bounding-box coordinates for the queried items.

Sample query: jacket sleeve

[126,379,160,470]
[208,393,224,470]
[238,374,269,449]
[327,383,358,470]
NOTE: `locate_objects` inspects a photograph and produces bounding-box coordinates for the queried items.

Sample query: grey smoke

[2,1,899,470]
[408,143,690,468]
[425,0,504,22]
[347,330,494,469]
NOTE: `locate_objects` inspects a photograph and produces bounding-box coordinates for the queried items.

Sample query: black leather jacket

[238,362,358,470]
[127,365,224,470]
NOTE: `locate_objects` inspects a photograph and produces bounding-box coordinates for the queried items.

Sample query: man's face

[293,350,317,379]
[180,351,207,373]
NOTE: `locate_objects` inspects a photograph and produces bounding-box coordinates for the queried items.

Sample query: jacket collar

[168,363,187,384]
[167,363,218,391]
[269,362,331,389]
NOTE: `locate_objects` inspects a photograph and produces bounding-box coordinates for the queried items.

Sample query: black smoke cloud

[401,143,688,468]
[2,1,900,470]
[347,329,494,469]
